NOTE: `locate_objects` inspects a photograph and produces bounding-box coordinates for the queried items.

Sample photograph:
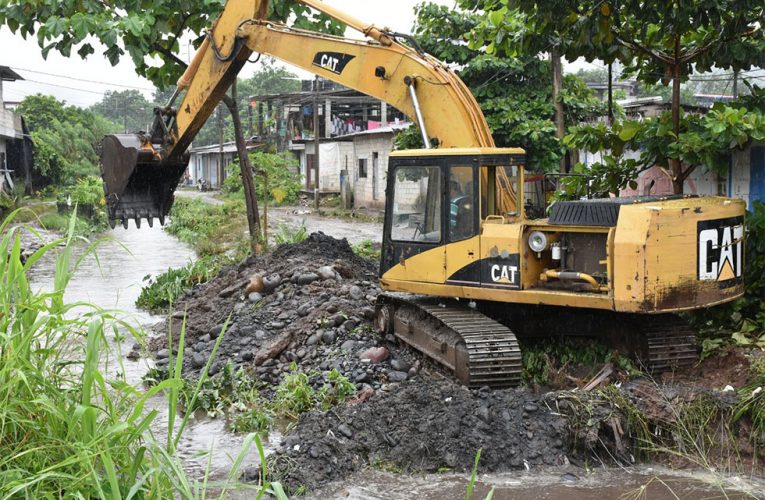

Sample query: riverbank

[139,231,765,496]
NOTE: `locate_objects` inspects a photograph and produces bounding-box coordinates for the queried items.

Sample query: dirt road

[175,189,383,244]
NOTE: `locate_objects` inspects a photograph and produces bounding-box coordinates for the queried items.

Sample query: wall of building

[353,134,393,210]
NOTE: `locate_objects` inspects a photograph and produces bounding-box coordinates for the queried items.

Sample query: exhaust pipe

[100,134,188,228]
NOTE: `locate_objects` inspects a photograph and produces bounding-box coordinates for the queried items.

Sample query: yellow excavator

[101,0,746,388]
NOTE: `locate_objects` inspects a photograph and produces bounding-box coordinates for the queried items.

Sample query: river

[24,219,765,498]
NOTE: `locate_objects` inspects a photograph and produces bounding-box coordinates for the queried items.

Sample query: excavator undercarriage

[377,293,699,388]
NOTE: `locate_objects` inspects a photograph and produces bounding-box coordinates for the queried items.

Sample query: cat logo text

[697,218,744,284]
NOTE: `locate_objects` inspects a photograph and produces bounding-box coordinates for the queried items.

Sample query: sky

[0,0,463,108]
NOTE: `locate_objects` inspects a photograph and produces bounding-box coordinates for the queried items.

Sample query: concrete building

[0,66,26,193]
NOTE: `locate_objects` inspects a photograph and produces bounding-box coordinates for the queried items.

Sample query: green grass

[0,210,286,498]
[352,239,381,261]
[273,223,308,246]
[136,255,227,312]
[166,197,249,258]
[40,210,107,236]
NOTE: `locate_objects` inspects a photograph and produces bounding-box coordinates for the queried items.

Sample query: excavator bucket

[100,134,189,228]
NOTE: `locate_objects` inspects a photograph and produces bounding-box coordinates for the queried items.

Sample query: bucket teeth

[135,217,141,229]
[147,217,154,228]
[122,218,129,229]
[108,218,116,229]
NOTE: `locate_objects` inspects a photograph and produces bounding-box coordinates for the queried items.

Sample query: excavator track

[376,293,522,388]
[641,315,699,373]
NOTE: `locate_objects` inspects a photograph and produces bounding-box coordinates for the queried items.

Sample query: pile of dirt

[148,232,418,390]
[267,380,569,491]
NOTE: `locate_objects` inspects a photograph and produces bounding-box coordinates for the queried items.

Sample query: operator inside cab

[449,170,474,241]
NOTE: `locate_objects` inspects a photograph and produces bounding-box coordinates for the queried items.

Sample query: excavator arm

[100,0,494,227]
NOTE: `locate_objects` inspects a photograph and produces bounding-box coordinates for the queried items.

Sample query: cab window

[481,165,518,220]
[449,165,475,241]
[391,166,442,242]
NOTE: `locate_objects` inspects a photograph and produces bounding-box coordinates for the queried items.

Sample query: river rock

[295,273,318,286]
[245,274,264,295]
[340,340,357,352]
[337,424,353,438]
[156,349,170,360]
[191,353,206,369]
[387,370,408,382]
[248,292,263,303]
[317,266,335,280]
[297,303,313,317]
[321,330,336,344]
[262,274,282,293]
[349,285,363,300]
[359,347,389,364]
[390,359,411,372]
[254,332,292,365]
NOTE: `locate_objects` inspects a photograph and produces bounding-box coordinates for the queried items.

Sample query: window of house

[358,158,368,178]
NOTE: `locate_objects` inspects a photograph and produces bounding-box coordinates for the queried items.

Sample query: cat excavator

[101,0,746,388]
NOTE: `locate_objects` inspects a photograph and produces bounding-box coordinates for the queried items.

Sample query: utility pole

[218,105,224,187]
[313,75,320,210]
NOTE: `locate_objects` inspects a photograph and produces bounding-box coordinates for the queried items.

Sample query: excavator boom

[100,0,493,227]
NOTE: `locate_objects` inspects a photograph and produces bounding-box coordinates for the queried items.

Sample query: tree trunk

[551,48,566,173]
[670,38,684,194]
[223,84,261,254]
[607,63,614,126]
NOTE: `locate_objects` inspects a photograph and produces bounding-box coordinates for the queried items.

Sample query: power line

[11,66,155,92]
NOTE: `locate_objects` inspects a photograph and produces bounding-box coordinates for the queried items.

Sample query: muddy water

[26,221,277,480]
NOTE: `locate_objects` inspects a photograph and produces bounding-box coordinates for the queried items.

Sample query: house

[297,123,410,209]
[0,66,27,193]
[188,141,262,189]
[252,78,409,202]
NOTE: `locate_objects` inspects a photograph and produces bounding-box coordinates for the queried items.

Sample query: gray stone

[523,403,538,413]
[255,330,267,340]
[155,357,169,367]
[296,348,307,359]
[317,265,335,280]
[390,359,411,372]
[126,350,140,361]
[561,472,578,482]
[341,319,358,331]
[309,446,320,459]
[200,334,212,343]
[361,307,376,320]
[477,405,491,423]
[297,273,320,285]
[297,303,312,317]
[241,351,254,362]
[191,353,206,369]
[387,370,408,382]
[209,324,225,339]
[307,333,321,346]
[340,340,357,352]
[348,285,363,300]
[354,372,370,384]
[337,424,353,438]
[248,292,263,303]
[271,321,286,329]
[156,349,170,359]
[321,330,336,344]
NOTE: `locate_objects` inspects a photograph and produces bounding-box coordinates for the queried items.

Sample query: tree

[90,90,154,133]
[17,95,120,186]
[1,0,341,250]
[469,0,765,193]
[411,2,604,172]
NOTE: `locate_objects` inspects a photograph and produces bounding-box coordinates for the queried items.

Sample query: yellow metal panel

[613,197,746,313]
[381,245,446,284]
[445,236,480,282]
[391,147,526,157]
[380,278,615,310]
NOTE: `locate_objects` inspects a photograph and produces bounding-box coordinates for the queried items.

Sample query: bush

[165,197,248,258]
[224,151,302,205]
